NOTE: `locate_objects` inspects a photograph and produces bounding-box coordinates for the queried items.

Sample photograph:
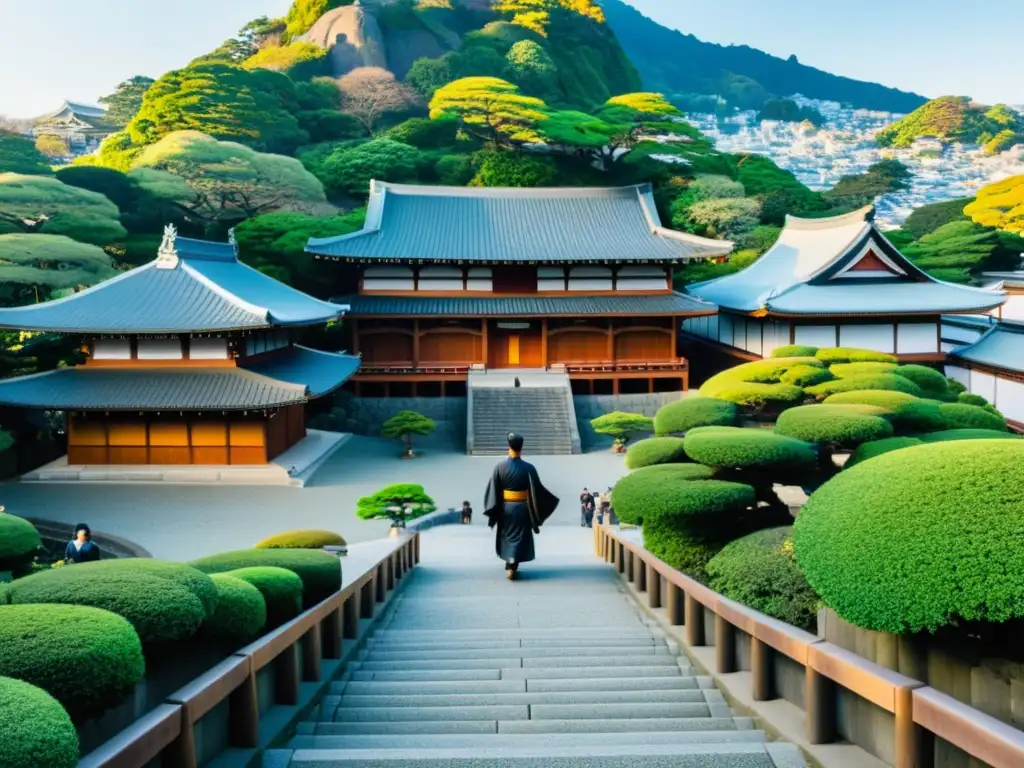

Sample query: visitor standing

[598,489,611,525]
[64,523,101,564]
[461,500,473,525]
[579,487,594,527]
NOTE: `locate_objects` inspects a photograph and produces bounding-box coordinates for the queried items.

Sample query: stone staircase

[468,371,580,455]
[274,528,805,767]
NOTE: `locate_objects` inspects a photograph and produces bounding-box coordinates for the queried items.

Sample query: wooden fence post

[376,564,386,602]
[301,623,322,682]
[343,591,360,640]
[715,614,736,674]
[751,637,774,701]
[684,593,704,646]
[647,565,661,609]
[666,582,683,625]
[635,554,646,591]
[228,664,259,748]
[275,644,300,706]
[805,666,837,744]
[360,580,375,619]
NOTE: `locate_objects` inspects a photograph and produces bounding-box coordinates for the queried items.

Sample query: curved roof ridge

[180,262,270,323]
[783,205,875,231]
[373,181,654,198]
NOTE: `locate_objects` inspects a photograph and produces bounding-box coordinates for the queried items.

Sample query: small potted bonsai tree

[590,411,654,452]
[381,410,437,459]
[357,483,437,535]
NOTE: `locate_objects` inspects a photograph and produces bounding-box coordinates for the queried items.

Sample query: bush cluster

[845,437,923,467]
[938,403,1007,432]
[68,559,219,620]
[190,549,341,607]
[794,440,1024,632]
[699,357,818,408]
[814,348,898,365]
[611,464,719,525]
[203,574,267,644]
[770,345,818,358]
[227,567,303,627]
[896,364,952,398]
[0,515,42,574]
[683,427,817,469]
[624,437,688,469]
[774,404,894,447]
[780,364,833,387]
[653,396,738,435]
[829,362,898,378]
[0,604,144,719]
[255,530,347,549]
[917,429,1018,443]
[806,373,923,398]
[706,526,820,631]
[0,677,78,768]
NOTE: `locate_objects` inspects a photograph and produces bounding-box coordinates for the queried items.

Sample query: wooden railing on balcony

[559,359,689,374]
[79,533,420,768]
[593,524,1024,768]
[357,361,474,375]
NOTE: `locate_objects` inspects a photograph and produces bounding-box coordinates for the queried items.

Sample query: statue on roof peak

[228,227,238,255]
[156,223,179,269]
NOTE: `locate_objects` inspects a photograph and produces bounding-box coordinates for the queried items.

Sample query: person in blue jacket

[64,523,101,564]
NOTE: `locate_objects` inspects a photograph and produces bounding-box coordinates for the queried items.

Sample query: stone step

[366,637,665,651]
[340,676,702,696]
[499,665,690,680]
[348,665,692,683]
[355,656,679,671]
[363,646,671,662]
[283,742,802,766]
[349,670,502,683]
[310,716,753,737]
[333,702,711,723]
[334,689,708,709]
[287,730,768,751]
[334,705,531,722]
[372,629,658,639]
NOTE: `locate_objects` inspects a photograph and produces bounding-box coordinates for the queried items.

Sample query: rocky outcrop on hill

[299,4,388,77]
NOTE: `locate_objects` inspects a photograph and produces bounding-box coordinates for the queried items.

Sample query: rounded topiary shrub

[255,530,347,549]
[0,514,42,574]
[8,570,205,645]
[829,362,898,378]
[780,364,834,387]
[918,429,1019,443]
[611,464,719,525]
[846,437,924,468]
[683,426,817,469]
[824,390,919,409]
[0,604,144,719]
[805,373,922,398]
[957,392,988,407]
[625,437,689,469]
[227,567,303,627]
[770,345,818,358]
[794,440,1024,632]
[0,676,78,768]
[204,574,267,644]
[697,381,806,410]
[706,526,820,631]
[774,404,894,447]
[814,347,898,365]
[938,403,1007,432]
[69,559,218,620]
[896,364,951,398]
[190,549,341,607]
[822,390,945,433]
[653,396,739,435]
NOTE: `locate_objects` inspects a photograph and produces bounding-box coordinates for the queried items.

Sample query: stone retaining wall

[310,396,468,451]
[573,392,687,451]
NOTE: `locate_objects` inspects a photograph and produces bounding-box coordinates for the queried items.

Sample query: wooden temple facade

[307,182,731,396]
[0,228,359,466]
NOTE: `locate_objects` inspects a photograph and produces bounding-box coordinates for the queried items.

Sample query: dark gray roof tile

[337,293,715,317]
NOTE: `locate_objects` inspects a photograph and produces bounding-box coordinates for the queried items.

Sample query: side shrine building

[684,206,1004,361]
[0,228,359,466]
[306,181,730,397]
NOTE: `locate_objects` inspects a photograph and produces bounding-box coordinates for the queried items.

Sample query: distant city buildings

[688,96,1024,229]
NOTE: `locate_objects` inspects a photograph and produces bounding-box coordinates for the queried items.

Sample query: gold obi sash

[503,490,529,502]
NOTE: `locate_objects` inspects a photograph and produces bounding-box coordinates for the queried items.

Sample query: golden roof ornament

[155,224,179,269]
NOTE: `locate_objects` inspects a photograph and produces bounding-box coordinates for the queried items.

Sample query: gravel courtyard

[0,436,630,561]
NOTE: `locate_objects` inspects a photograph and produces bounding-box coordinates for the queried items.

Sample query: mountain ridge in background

[602,0,928,114]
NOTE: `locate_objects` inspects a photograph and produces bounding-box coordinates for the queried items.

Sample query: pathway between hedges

[267,525,806,767]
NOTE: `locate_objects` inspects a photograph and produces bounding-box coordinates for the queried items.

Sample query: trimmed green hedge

[805,373,922,398]
[0,604,144,719]
[946,377,967,395]
[706,357,823,384]
[69,559,219,620]
[611,464,721,525]
[846,437,924,468]
[0,676,78,768]
[683,427,817,469]
[204,574,267,644]
[938,403,1007,432]
[255,530,347,549]
[957,392,990,407]
[226,567,302,627]
[822,390,945,433]
[653,396,738,435]
[770,345,818,358]
[814,348,898,365]
[896,364,950,398]
[697,381,805,409]
[8,570,205,645]
[190,549,341,608]
[643,515,725,584]
[706,526,820,631]
[918,429,1019,443]
[625,437,689,469]
[774,405,894,447]
[824,390,920,409]
[780,364,834,387]
[794,440,1024,632]
[0,515,42,573]
[829,362,898,378]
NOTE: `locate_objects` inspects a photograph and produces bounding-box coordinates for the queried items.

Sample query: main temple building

[307,181,731,397]
[0,228,359,466]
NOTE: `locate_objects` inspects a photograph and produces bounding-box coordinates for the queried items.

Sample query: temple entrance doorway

[487,321,542,369]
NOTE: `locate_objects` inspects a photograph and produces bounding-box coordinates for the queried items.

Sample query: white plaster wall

[364,266,414,291]
[1001,296,1024,322]
[719,314,734,346]
[708,314,720,341]
[971,370,997,403]
[897,323,938,354]
[945,365,970,388]
[190,338,228,359]
[568,267,613,292]
[795,325,838,348]
[841,324,895,353]
[745,319,763,356]
[617,266,668,290]
[92,339,131,360]
[137,338,183,360]
[995,378,1024,423]
[418,267,464,291]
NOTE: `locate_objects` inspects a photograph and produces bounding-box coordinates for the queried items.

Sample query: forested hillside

[876,96,1024,154]
[601,0,927,113]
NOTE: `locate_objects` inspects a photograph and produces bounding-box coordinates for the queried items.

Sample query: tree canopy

[0,234,116,306]
[98,76,155,128]
[430,77,549,145]
[965,175,1024,235]
[34,135,70,160]
[356,483,437,524]
[0,173,126,245]
[0,133,52,176]
[130,131,329,227]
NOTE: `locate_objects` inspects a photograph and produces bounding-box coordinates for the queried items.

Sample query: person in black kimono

[483,432,559,580]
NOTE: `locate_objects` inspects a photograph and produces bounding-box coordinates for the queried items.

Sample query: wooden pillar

[351,319,360,356]
[228,666,259,748]
[275,644,300,706]
[634,554,646,591]
[751,637,773,700]
[715,615,735,674]
[612,378,620,395]
[481,318,488,366]
[625,549,634,582]
[894,687,922,768]
[684,593,704,646]
[647,565,661,608]
[606,322,614,362]
[360,580,375,619]
[413,319,420,368]
[343,591,360,640]
[805,666,837,744]
[541,317,548,369]
[301,624,322,682]
[666,583,683,625]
